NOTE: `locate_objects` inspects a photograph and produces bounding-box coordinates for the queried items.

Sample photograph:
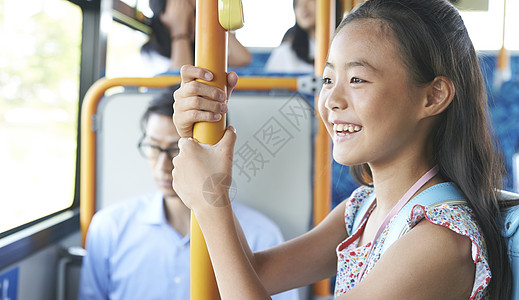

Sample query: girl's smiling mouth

[332,122,363,137]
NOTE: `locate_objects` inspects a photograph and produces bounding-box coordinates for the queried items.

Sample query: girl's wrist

[193,189,232,215]
[193,198,233,226]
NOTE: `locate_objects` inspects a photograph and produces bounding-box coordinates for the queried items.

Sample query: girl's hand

[173,65,239,138]
[172,126,237,212]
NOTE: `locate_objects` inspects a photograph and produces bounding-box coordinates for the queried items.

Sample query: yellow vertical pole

[497,0,509,73]
[342,0,352,13]
[313,0,334,298]
[343,0,364,14]
[190,0,227,299]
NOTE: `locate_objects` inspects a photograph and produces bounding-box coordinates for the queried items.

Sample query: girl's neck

[369,158,441,215]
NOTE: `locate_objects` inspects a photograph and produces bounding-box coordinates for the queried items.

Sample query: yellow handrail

[313,0,335,297]
[190,0,228,298]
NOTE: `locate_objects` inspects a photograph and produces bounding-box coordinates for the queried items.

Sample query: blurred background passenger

[141,0,252,75]
[264,0,316,73]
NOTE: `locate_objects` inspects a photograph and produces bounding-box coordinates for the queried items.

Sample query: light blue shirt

[79,192,299,300]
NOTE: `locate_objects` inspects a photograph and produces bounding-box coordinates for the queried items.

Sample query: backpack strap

[381,182,467,253]
[351,183,468,254]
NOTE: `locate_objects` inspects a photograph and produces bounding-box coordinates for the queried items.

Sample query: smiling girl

[170,0,511,298]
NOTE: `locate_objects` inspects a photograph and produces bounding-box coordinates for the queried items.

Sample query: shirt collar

[139,191,168,225]
[139,192,192,245]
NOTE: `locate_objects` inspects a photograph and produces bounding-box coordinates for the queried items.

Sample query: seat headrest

[499,190,519,238]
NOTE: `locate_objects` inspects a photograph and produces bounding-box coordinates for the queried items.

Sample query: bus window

[236,0,295,48]
[459,0,518,50]
[0,0,82,234]
[106,20,149,77]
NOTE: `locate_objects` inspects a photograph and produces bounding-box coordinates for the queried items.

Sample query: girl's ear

[421,76,455,118]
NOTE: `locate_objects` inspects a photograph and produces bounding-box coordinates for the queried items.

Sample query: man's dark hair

[140,85,179,134]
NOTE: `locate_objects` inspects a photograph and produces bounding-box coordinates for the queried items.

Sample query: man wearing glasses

[78,86,298,300]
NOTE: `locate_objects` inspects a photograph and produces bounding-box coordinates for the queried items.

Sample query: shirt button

[174,276,181,284]
[179,245,185,250]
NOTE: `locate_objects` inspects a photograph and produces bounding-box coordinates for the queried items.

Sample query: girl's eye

[322,77,333,85]
[350,77,366,84]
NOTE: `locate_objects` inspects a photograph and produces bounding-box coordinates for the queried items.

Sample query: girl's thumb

[220,126,237,155]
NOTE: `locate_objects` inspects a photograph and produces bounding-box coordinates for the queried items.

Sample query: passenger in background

[264,0,315,73]
[78,87,297,300]
[140,0,252,76]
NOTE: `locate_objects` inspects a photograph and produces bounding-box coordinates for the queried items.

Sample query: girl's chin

[332,154,358,167]
[332,148,368,166]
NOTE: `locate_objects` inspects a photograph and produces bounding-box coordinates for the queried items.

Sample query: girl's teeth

[333,123,362,133]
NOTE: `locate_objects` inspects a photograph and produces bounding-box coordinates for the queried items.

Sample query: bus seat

[96,87,313,241]
[501,190,519,300]
[56,247,85,300]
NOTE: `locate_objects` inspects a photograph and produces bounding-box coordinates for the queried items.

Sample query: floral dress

[334,185,491,299]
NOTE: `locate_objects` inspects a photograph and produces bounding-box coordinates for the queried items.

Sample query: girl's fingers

[218,126,238,158]
[180,65,214,83]
[175,80,226,105]
[226,72,239,100]
[173,108,222,137]
[174,95,227,115]
[187,109,222,123]
[173,107,221,124]
[184,80,226,102]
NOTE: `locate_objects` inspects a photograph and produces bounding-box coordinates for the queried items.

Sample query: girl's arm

[235,199,348,295]
[172,133,348,297]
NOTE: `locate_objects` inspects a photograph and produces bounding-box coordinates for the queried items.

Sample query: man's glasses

[138,141,180,160]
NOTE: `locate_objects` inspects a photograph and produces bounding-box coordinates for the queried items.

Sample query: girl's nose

[324,86,348,111]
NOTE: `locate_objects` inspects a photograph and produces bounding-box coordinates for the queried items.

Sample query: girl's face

[294,0,316,32]
[319,19,428,168]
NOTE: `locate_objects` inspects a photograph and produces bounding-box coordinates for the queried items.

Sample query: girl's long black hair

[343,0,511,298]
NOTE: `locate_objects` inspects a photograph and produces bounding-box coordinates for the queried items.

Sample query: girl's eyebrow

[324,60,379,73]
[324,61,334,70]
[345,60,379,72]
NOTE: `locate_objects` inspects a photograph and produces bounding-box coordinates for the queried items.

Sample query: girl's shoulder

[408,203,483,248]
[343,185,375,235]
[408,203,490,299]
